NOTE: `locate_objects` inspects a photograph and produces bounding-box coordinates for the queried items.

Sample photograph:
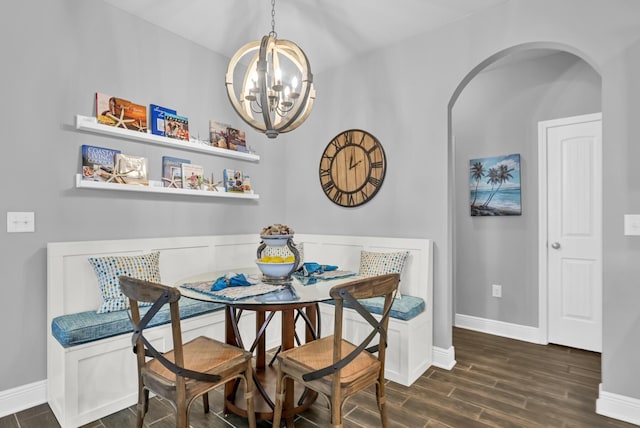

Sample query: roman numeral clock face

[319,129,386,207]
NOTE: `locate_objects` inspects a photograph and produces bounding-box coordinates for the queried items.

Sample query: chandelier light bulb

[272,68,283,92]
[290,76,300,99]
[281,86,293,108]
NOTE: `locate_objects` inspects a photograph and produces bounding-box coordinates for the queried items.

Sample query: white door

[539,113,602,352]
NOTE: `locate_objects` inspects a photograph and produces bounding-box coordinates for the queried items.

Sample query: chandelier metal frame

[225,0,315,139]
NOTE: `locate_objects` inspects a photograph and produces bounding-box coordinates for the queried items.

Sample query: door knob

[551,242,561,249]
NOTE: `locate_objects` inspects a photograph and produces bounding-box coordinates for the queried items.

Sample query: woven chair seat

[273,273,400,428]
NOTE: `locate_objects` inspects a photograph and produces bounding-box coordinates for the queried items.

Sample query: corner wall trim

[455,313,545,344]
[0,380,46,418]
[432,345,456,370]
[597,384,640,425]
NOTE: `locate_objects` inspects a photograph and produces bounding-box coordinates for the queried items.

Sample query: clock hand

[349,159,362,170]
[349,154,354,169]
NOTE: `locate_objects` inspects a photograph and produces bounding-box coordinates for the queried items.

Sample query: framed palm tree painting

[469,153,521,216]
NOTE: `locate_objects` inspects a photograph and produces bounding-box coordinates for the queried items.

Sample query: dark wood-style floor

[1,328,636,428]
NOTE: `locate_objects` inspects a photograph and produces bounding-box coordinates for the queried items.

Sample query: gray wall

[0,1,287,390]
[453,52,601,326]
[282,0,640,401]
[2,0,640,409]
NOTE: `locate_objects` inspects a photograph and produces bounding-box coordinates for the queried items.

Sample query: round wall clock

[319,129,387,207]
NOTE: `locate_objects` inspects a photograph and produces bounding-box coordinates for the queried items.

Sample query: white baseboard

[0,380,46,418]
[597,383,640,425]
[455,313,545,344]
[432,345,456,370]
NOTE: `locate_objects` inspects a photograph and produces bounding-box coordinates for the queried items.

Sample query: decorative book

[182,163,204,190]
[162,156,190,188]
[81,145,121,182]
[114,153,149,185]
[209,120,231,149]
[242,175,253,193]
[96,92,147,132]
[165,113,190,141]
[227,127,247,152]
[223,168,244,192]
[149,104,177,136]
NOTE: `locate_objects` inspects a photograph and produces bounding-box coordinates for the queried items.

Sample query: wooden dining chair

[272,273,400,428]
[119,276,257,428]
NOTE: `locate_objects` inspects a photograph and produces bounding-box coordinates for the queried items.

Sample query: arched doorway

[447,43,602,346]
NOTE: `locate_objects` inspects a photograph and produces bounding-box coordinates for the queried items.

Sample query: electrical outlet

[492,284,502,298]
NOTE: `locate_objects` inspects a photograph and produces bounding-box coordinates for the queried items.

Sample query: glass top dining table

[176,267,359,307]
[175,268,360,425]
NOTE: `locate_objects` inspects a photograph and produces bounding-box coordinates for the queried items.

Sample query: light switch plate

[624,215,640,236]
[7,212,35,233]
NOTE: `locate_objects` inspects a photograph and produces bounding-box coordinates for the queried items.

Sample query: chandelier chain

[269,0,277,38]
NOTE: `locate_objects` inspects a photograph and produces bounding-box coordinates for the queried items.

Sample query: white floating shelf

[75,174,259,200]
[75,115,260,162]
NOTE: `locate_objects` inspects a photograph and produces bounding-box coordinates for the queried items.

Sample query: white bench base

[48,311,224,427]
[318,303,432,386]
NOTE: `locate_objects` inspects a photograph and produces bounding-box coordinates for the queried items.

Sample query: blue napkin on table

[211,273,258,291]
[300,262,338,276]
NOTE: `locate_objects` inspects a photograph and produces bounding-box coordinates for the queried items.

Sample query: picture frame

[469,153,521,216]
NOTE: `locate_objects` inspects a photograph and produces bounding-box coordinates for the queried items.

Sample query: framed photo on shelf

[209,120,230,149]
[162,156,190,188]
[114,153,149,185]
[182,164,204,190]
[227,127,247,152]
[165,113,190,141]
[223,168,244,192]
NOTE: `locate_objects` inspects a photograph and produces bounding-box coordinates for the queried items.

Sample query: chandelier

[225,0,315,139]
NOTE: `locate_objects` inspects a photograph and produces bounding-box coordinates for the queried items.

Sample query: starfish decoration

[93,166,121,183]
[106,168,134,184]
[161,176,182,189]
[93,166,125,184]
[207,180,223,192]
[161,166,182,188]
[106,108,135,129]
[204,174,223,191]
[130,119,147,133]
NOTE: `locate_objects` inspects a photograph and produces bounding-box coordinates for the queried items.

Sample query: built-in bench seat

[321,295,425,321]
[51,297,225,348]
[51,265,424,352]
[47,234,432,428]
[295,234,433,390]
[52,295,423,349]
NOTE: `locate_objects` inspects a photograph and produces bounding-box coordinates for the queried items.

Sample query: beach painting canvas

[469,153,521,216]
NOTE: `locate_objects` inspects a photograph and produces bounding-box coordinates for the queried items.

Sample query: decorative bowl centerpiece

[255,260,297,278]
[256,224,300,283]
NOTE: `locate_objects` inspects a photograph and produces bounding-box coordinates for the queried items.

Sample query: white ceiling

[103,0,508,72]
